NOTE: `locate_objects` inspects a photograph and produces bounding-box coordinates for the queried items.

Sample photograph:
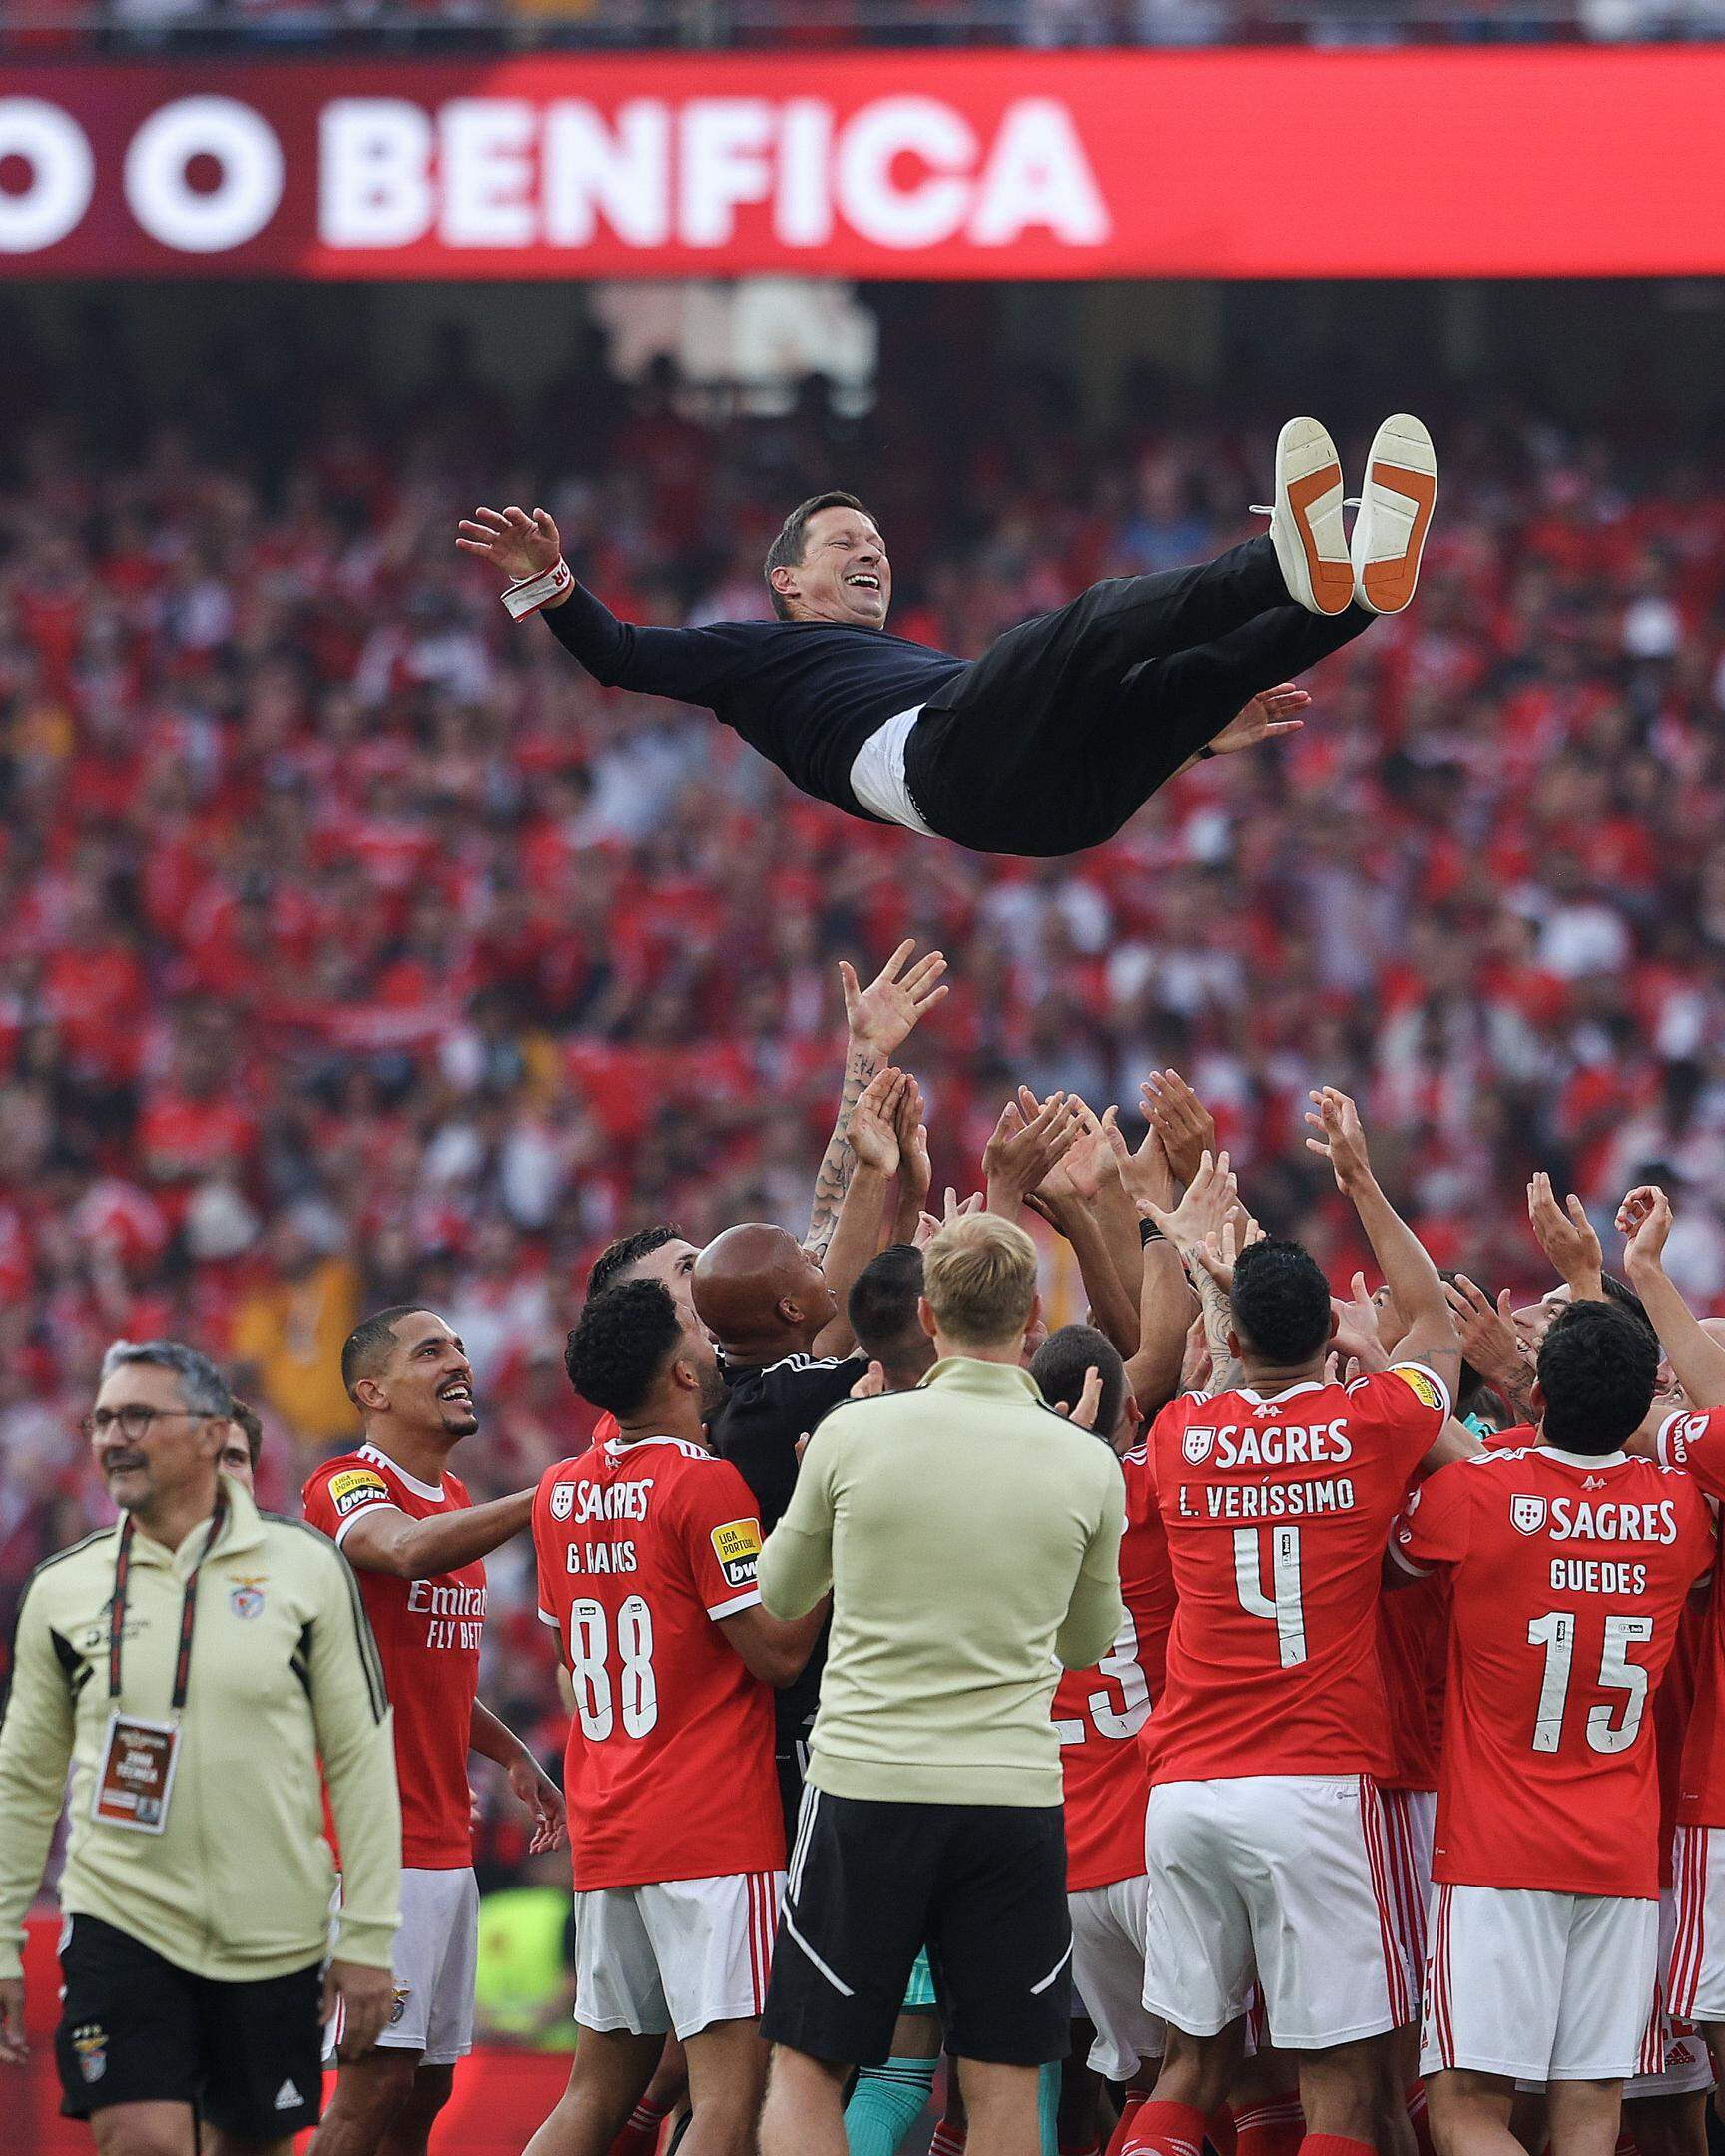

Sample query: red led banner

[1,48,1722,279]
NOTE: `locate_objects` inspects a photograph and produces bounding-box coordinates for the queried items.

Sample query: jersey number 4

[1526,1610,1652,1755]
[1234,1524,1308,1667]
[567,1595,659,1741]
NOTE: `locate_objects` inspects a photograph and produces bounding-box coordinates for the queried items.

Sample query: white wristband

[502,558,574,621]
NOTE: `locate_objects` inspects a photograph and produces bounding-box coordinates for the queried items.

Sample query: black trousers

[902,536,1372,857]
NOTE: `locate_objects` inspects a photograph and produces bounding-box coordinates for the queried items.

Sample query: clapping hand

[848,1068,908,1176]
[1141,1070,1219,1189]
[984,1093,1085,1217]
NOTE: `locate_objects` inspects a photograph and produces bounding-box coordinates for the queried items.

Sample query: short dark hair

[1229,1239,1334,1366]
[764,491,875,621]
[1600,1272,1657,1343]
[340,1306,424,1399]
[849,1245,925,1364]
[1537,1299,1659,1453]
[1031,1324,1128,1443]
[231,1397,264,1469]
[565,1281,684,1419]
[587,1226,683,1303]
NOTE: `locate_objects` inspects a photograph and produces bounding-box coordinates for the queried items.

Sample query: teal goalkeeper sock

[1040,2060,1061,2156]
[844,2056,939,2156]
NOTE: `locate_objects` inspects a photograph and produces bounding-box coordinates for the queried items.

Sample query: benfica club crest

[1510,1495,1547,1536]
[549,1483,575,1523]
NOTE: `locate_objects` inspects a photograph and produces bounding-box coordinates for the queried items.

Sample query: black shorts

[761,1788,1070,2069]
[56,1913,324,2137]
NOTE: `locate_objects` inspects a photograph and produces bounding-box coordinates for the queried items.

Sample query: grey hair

[99,1339,235,1421]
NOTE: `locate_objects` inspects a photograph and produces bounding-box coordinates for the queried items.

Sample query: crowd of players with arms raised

[12,934,1725,2156]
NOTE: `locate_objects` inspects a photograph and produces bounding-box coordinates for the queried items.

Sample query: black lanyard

[107,1494,227,1710]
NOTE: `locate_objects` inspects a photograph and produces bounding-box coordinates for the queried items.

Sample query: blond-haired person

[755,1213,1126,2156]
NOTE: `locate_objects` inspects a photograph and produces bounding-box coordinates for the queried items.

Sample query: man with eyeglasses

[0,1338,403,2156]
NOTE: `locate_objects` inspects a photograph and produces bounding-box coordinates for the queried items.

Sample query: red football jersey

[535,1434,785,1891]
[1055,1446,1174,1892]
[1146,1365,1451,1784]
[1657,1408,1725,1827]
[1377,1568,1445,1793]
[303,1443,484,1869]
[1397,1444,1713,1897]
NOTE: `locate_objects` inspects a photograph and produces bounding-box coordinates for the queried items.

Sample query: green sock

[1039,2060,1061,2156]
[844,2056,938,2156]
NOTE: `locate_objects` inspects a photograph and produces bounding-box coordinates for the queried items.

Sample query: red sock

[1235,2097,1306,2156]
[1407,2083,1435,2156]
[1117,2097,1209,2156]
[1209,2107,1239,2156]
[1105,2091,1150,2156]
[929,2126,967,2156]
[607,2098,670,2156]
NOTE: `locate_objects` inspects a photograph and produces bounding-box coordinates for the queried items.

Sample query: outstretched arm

[1305,1088,1461,1407]
[338,1489,534,1581]
[806,942,947,1261]
[1620,1186,1725,1410]
[457,503,743,700]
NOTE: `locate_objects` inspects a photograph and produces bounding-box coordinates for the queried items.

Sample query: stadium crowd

[4,312,1725,1886]
[16,0,1725,53]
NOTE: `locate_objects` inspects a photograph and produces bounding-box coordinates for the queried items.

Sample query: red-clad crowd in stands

[5,315,1725,1874]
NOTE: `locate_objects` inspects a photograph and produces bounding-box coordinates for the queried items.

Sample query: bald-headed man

[694,1226,867,1839]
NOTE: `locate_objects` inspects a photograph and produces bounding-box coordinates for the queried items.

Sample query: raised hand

[1142,1070,1217,1190]
[1143,1150,1239,1257]
[984,1093,1084,1218]
[1204,684,1310,759]
[840,941,948,1058]
[455,504,562,583]
[1617,1184,1674,1273]
[1104,1110,1180,1216]
[1527,1172,1604,1293]
[895,1076,932,1208]
[1020,1090,1113,1209]
[1303,1087,1373,1196]
[848,1068,907,1176]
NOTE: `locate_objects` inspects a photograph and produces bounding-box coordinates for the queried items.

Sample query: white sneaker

[1253,417,1352,617]
[1350,414,1438,615]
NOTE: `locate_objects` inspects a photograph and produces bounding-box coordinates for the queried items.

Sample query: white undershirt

[848,706,934,837]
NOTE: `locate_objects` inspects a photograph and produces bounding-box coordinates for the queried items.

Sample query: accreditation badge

[92,1712,181,1833]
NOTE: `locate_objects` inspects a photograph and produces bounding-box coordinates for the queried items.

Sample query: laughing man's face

[778,506,891,629]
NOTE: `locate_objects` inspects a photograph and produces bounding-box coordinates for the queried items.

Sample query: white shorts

[1069,1875,1164,2082]
[1143,1775,1414,2048]
[1626,1878,1716,2100]
[1380,1787,1437,1990]
[327,1866,479,2065]
[574,1871,783,2041]
[1421,1884,1659,2083]
[1670,1824,1725,2026]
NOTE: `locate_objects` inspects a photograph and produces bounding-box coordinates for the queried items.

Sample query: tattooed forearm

[805,1040,884,1259]
[1196,1266,1244,1396]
